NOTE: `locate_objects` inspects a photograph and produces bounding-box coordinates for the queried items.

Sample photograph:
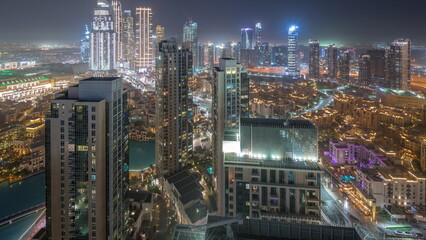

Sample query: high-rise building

[255,22,262,47]
[367,49,385,78]
[212,58,249,215]
[339,50,350,82]
[183,21,198,70]
[81,25,90,63]
[271,46,287,66]
[155,39,193,177]
[385,38,411,90]
[222,118,321,224]
[46,77,129,239]
[207,43,214,67]
[90,0,117,72]
[359,54,372,86]
[135,7,153,72]
[287,25,299,76]
[241,28,253,50]
[308,40,320,79]
[112,1,122,61]
[122,10,134,62]
[156,25,165,44]
[327,44,338,79]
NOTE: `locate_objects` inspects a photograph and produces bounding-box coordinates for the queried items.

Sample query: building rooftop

[81,77,119,82]
[241,118,316,129]
[167,170,204,205]
[359,168,383,182]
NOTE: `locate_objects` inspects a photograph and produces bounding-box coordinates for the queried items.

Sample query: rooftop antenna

[182,8,193,22]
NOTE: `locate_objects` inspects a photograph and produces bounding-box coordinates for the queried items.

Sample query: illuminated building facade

[255,22,262,47]
[241,28,253,50]
[359,54,372,85]
[46,77,129,239]
[183,21,198,70]
[135,7,153,72]
[327,44,338,79]
[112,1,122,61]
[339,50,350,82]
[90,0,117,72]
[308,40,320,79]
[156,25,165,44]
[155,40,193,177]
[122,10,134,62]
[385,38,411,90]
[81,25,90,63]
[287,25,299,76]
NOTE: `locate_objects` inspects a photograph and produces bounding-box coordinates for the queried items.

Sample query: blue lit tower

[81,25,90,63]
[255,22,262,47]
[287,25,299,76]
[241,28,253,50]
[183,21,199,70]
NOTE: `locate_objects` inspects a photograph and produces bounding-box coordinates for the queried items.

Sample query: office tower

[255,22,262,47]
[90,0,117,72]
[287,25,299,76]
[122,10,134,62]
[155,39,193,177]
[46,77,129,239]
[339,51,350,82]
[207,43,214,67]
[241,28,253,50]
[359,54,372,86]
[156,25,165,44]
[223,118,321,223]
[135,7,153,72]
[271,45,287,66]
[308,40,320,79]
[367,49,385,78]
[212,58,249,215]
[183,21,198,70]
[112,1,122,61]
[327,44,338,79]
[385,38,411,90]
[81,25,90,63]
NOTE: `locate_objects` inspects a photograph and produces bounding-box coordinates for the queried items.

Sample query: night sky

[2,0,426,45]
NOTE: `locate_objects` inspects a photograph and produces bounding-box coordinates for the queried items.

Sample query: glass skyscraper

[81,25,90,63]
[308,40,320,79]
[241,28,253,50]
[183,21,198,70]
[255,22,262,47]
[385,38,411,90]
[287,25,299,76]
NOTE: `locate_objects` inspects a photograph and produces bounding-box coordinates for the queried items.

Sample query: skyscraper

[112,1,122,61]
[308,40,320,79]
[212,58,249,215]
[287,25,299,76]
[385,38,411,90]
[81,25,90,63]
[156,25,165,44]
[359,54,372,86]
[122,10,134,62]
[241,28,253,50]
[46,77,129,239]
[327,44,338,79]
[90,0,117,72]
[183,21,198,70]
[135,7,153,72]
[155,39,193,177]
[367,49,385,78]
[255,22,262,47]
[339,51,350,82]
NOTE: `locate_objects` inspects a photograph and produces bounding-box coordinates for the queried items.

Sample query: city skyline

[3,0,426,45]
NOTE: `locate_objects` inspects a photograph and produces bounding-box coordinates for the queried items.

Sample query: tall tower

[135,7,153,72]
[46,77,129,240]
[367,49,385,78]
[339,51,350,82]
[308,40,320,79]
[156,25,165,44]
[122,10,134,62]
[241,28,253,50]
[385,38,411,90]
[212,58,250,215]
[90,0,117,72]
[112,1,122,61]
[287,25,299,76]
[327,44,338,79]
[359,54,372,86]
[183,21,198,70]
[255,22,262,47]
[155,39,193,177]
[81,25,90,63]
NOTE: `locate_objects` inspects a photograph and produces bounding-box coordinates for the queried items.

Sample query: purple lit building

[327,141,387,167]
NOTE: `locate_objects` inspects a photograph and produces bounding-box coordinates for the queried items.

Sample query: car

[415,232,424,237]
[403,231,412,236]
[394,230,403,235]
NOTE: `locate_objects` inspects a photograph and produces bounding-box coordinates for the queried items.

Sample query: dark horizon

[2,0,426,46]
